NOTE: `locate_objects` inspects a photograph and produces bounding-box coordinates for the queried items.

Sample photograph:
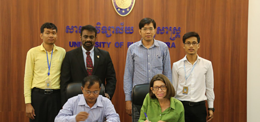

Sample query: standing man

[124,18,172,122]
[24,22,66,122]
[172,32,215,122]
[60,25,116,106]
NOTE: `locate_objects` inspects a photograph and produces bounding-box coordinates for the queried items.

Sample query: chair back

[66,82,105,99]
[132,83,150,113]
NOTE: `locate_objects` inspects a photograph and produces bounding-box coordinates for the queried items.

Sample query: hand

[105,93,110,99]
[125,101,132,116]
[25,103,35,119]
[207,110,214,122]
[76,112,89,122]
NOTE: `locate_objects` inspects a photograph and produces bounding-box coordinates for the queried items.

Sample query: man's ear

[40,33,43,39]
[81,86,84,91]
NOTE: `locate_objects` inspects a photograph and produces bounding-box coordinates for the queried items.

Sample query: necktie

[86,52,93,75]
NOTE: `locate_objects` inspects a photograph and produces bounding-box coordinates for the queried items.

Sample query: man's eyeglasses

[152,85,167,91]
[83,90,99,95]
[141,27,154,32]
[184,42,199,46]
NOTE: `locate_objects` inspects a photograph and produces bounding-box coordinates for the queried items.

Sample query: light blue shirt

[124,39,172,101]
[55,95,120,122]
[82,46,94,68]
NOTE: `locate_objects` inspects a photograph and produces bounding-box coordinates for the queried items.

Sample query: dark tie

[86,52,93,75]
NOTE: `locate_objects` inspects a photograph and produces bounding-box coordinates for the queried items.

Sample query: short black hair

[182,32,200,43]
[139,18,156,29]
[80,25,97,37]
[82,75,101,89]
[40,22,57,33]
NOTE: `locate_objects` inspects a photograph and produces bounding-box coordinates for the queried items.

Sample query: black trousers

[132,104,140,122]
[181,101,207,122]
[30,88,61,122]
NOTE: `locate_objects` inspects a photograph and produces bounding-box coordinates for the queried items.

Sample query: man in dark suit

[60,25,117,106]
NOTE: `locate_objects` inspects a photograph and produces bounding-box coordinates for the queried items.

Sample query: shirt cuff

[25,97,31,104]
[125,93,132,101]
[70,115,77,122]
[208,100,214,108]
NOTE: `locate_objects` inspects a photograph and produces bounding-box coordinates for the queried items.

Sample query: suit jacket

[60,47,116,105]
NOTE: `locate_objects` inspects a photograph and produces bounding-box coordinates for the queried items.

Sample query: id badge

[45,78,51,89]
[182,86,188,95]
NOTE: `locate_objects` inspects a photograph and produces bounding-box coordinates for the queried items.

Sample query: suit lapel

[93,47,100,74]
[76,47,88,75]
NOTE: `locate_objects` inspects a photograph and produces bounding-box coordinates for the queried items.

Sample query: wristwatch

[208,108,215,112]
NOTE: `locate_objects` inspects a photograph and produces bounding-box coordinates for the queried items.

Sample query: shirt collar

[82,46,94,54]
[138,39,159,47]
[151,97,176,109]
[182,55,201,62]
[169,97,176,109]
[40,43,57,52]
[78,95,103,108]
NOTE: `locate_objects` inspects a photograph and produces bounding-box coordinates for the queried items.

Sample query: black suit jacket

[60,47,116,105]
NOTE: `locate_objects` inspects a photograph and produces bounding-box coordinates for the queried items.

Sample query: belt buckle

[44,89,53,94]
[189,102,194,106]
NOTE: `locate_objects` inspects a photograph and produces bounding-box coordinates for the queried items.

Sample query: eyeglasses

[83,89,99,95]
[152,85,167,91]
[141,27,154,32]
[184,42,199,46]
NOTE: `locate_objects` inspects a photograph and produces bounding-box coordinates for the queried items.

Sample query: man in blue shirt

[124,18,172,122]
[55,75,120,122]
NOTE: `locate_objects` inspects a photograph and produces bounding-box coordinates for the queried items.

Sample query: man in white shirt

[55,75,120,122]
[172,32,215,122]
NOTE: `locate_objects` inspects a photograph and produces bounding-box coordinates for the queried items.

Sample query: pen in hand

[144,112,149,121]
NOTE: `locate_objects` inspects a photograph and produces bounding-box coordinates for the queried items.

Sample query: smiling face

[40,28,57,45]
[151,80,167,100]
[183,36,200,55]
[80,30,96,51]
[139,23,156,42]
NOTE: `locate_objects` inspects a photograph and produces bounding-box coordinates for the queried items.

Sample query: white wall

[247,0,260,121]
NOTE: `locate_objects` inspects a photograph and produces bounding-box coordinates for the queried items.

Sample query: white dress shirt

[172,55,215,108]
[82,46,94,69]
[55,95,120,122]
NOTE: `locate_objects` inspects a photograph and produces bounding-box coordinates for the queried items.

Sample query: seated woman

[138,74,185,122]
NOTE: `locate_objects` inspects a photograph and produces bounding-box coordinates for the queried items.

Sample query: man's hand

[25,103,35,119]
[125,101,132,116]
[76,112,89,122]
[105,93,110,99]
[207,110,214,122]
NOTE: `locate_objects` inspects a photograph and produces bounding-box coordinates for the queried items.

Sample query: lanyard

[46,50,53,76]
[184,61,197,81]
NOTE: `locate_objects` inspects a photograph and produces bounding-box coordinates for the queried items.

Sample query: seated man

[139,74,185,122]
[55,75,120,122]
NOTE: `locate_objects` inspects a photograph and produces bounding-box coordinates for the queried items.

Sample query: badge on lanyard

[45,78,51,89]
[183,86,188,95]
[45,50,53,89]
[183,60,197,95]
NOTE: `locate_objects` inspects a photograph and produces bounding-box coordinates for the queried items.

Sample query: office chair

[66,82,105,100]
[132,83,150,114]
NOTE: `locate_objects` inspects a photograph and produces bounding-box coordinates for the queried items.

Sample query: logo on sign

[112,0,135,16]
